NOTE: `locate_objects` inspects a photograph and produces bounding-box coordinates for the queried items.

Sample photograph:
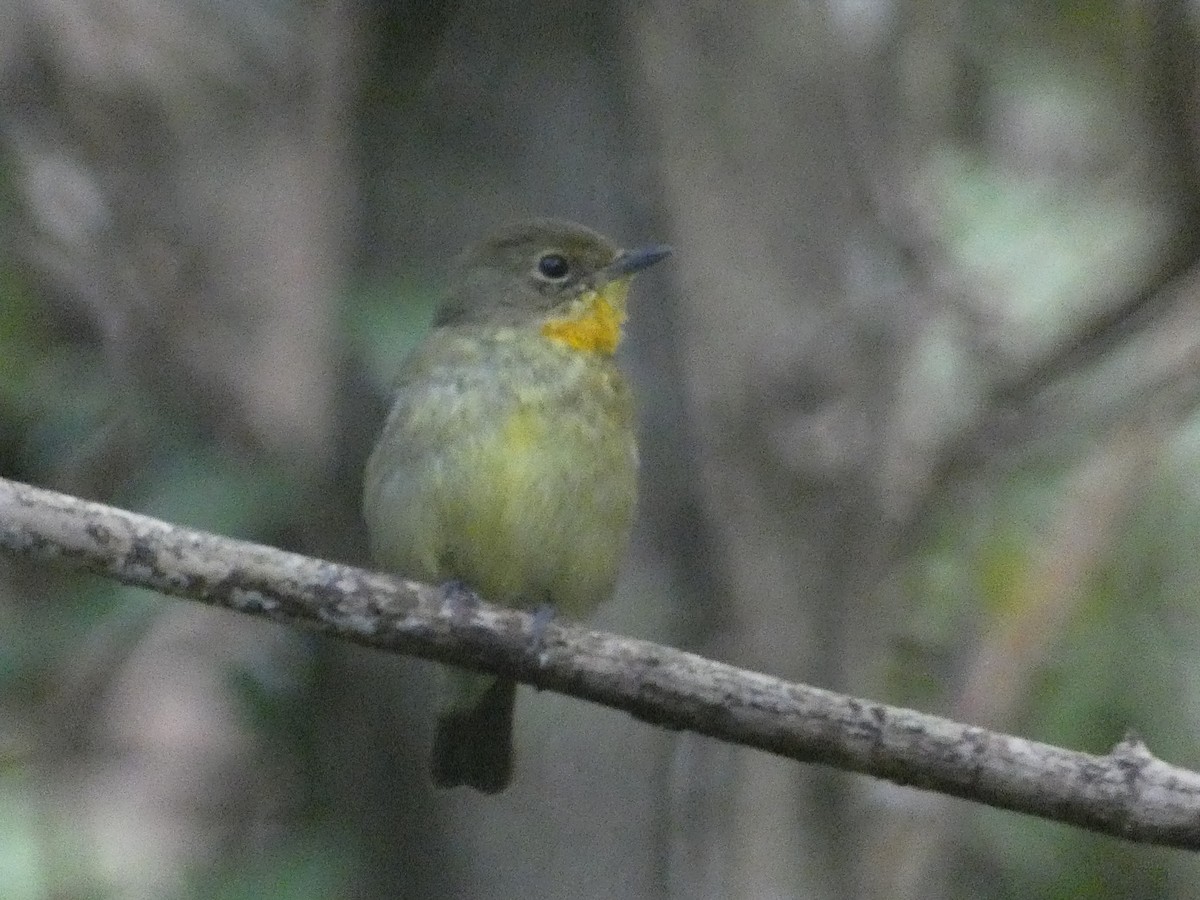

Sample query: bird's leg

[528,602,556,651]
[439,579,480,622]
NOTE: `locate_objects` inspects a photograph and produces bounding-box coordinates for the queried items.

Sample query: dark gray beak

[606,244,673,279]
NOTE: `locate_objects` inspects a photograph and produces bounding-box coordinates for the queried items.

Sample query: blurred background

[2,0,1200,897]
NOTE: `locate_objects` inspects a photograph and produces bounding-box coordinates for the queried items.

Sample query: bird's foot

[528,603,556,652]
[439,579,480,622]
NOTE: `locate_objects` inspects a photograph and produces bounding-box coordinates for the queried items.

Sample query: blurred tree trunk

[341,2,685,897]
[630,5,919,897]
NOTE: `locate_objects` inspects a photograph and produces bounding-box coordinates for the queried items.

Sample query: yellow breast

[539,279,630,355]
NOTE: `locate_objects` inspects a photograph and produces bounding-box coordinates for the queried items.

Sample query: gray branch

[1,474,1198,849]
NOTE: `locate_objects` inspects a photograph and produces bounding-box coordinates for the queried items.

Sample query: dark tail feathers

[431,678,517,794]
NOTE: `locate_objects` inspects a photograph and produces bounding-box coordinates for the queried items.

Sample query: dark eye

[537,253,570,280]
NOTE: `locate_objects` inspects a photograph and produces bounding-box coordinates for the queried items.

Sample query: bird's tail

[431,676,517,793]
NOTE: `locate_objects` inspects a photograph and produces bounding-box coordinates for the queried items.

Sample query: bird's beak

[604,244,673,280]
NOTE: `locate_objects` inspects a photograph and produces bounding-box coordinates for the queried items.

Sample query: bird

[363,218,670,792]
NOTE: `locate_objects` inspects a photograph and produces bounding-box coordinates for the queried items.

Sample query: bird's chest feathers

[450,356,634,589]
[490,360,632,481]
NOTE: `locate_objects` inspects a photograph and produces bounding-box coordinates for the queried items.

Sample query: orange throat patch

[540,283,629,355]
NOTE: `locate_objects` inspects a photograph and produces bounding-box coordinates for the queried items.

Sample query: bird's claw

[439,579,480,622]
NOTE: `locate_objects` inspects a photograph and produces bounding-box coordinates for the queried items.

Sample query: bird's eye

[536,253,570,280]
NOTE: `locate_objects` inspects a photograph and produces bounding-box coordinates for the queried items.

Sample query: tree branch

[1,475,1198,849]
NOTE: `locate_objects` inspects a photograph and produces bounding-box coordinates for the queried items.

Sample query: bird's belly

[432,399,636,614]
